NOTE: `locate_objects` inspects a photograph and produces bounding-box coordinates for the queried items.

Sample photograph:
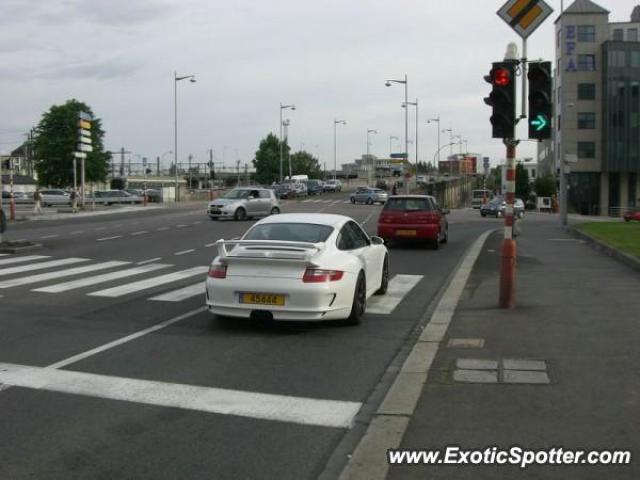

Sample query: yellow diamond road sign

[497,0,553,39]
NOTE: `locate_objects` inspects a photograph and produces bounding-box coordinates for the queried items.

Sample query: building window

[531,169,536,179]
[631,52,640,68]
[578,142,596,158]
[578,25,596,42]
[609,50,627,67]
[578,112,596,129]
[578,83,596,100]
[613,29,624,41]
[578,54,596,71]
[629,28,638,42]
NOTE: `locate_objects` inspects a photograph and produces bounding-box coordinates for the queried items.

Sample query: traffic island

[0,240,43,254]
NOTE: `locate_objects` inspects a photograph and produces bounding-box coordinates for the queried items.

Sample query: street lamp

[334,119,346,181]
[279,103,296,182]
[403,98,419,176]
[174,71,196,202]
[427,116,440,170]
[366,128,378,186]
[560,102,575,226]
[385,74,409,191]
[282,119,292,179]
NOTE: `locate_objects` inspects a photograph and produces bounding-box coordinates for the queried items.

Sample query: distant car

[480,197,525,218]
[377,195,449,249]
[293,182,308,197]
[207,187,280,220]
[350,188,388,205]
[323,179,342,192]
[40,189,71,207]
[305,179,323,195]
[205,213,389,324]
[90,190,141,205]
[273,183,296,199]
[623,210,640,222]
[2,191,31,204]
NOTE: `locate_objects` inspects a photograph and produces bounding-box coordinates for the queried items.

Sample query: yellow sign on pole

[497,0,553,39]
[78,120,92,130]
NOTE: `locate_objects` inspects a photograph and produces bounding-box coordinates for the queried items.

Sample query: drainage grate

[453,358,550,385]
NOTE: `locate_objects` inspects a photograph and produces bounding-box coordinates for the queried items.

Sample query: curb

[0,242,43,254]
[335,229,496,480]
[569,226,640,273]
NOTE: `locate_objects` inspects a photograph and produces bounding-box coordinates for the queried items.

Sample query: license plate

[240,293,285,306]
[210,209,221,214]
[396,229,417,236]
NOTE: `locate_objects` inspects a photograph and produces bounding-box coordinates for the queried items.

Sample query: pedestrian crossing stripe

[0,255,422,314]
[33,263,171,293]
[0,261,130,289]
[88,266,209,298]
[0,258,88,277]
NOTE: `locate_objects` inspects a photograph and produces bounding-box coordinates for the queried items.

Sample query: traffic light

[484,61,517,139]
[527,61,552,140]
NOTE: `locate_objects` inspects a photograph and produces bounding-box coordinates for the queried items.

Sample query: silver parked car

[40,189,71,207]
[207,188,280,220]
[90,190,141,205]
[350,188,388,205]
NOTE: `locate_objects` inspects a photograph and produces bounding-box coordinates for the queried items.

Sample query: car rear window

[244,223,334,243]
[383,198,433,211]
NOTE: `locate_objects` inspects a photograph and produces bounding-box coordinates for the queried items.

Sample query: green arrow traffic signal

[530,114,548,131]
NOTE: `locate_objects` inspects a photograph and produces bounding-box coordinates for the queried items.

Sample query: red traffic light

[493,68,511,87]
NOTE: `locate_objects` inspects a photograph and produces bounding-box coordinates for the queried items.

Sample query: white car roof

[256,213,350,228]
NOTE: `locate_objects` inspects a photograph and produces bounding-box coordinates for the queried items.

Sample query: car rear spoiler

[215,239,325,262]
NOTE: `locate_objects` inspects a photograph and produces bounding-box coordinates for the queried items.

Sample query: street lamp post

[385,74,408,191]
[333,119,346,181]
[427,116,440,171]
[282,119,291,179]
[403,98,419,176]
[279,103,295,182]
[174,71,196,202]
[366,128,378,186]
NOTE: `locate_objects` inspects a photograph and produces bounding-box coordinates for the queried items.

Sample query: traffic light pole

[500,138,518,309]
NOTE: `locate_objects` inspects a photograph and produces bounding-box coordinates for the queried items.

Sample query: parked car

[293,182,308,197]
[2,191,32,204]
[273,183,297,199]
[124,188,162,202]
[40,189,71,207]
[207,187,280,220]
[623,209,640,222]
[377,195,449,249]
[323,179,342,192]
[350,188,388,205]
[90,190,141,205]
[205,213,388,324]
[480,197,525,218]
[304,179,324,195]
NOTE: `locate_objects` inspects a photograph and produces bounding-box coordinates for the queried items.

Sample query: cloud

[36,58,142,80]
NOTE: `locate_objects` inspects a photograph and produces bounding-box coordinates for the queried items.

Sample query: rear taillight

[208,264,227,279]
[302,268,344,283]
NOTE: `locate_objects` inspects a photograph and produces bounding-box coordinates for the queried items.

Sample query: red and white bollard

[499,140,517,309]
[9,195,16,221]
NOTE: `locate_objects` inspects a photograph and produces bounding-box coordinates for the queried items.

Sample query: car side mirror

[371,236,384,245]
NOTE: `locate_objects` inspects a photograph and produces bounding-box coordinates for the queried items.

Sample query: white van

[285,174,309,183]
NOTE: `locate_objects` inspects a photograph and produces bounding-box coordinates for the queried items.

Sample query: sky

[1,0,638,172]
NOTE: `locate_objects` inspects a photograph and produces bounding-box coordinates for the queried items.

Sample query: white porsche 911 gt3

[205,213,389,324]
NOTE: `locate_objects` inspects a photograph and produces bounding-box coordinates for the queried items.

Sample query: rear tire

[270,206,280,215]
[234,207,247,221]
[350,197,356,204]
[375,256,389,295]
[441,226,448,244]
[431,235,440,250]
[366,198,373,205]
[345,273,366,325]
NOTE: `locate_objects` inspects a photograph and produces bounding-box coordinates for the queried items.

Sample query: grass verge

[577,222,640,258]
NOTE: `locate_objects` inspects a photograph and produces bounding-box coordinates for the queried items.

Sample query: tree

[33,99,109,187]
[290,150,322,178]
[253,133,289,185]
[534,174,556,197]
[515,163,530,199]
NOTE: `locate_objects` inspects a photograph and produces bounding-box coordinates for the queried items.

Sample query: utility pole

[188,154,193,190]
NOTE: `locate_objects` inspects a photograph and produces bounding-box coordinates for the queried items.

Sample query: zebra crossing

[0,254,423,313]
[301,199,351,204]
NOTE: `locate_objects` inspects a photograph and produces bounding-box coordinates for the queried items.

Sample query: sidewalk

[388,216,640,479]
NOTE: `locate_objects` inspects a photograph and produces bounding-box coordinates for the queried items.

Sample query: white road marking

[0,362,361,428]
[71,230,84,235]
[33,263,171,293]
[40,234,59,239]
[0,255,51,267]
[360,211,376,226]
[131,231,148,236]
[0,261,130,288]
[149,282,204,302]
[303,200,312,203]
[193,221,202,225]
[137,257,162,265]
[97,235,123,241]
[157,227,169,231]
[322,200,332,203]
[343,200,351,204]
[176,224,188,228]
[204,243,217,248]
[366,274,423,314]
[174,249,195,256]
[0,258,88,277]
[88,266,209,297]
[332,200,341,204]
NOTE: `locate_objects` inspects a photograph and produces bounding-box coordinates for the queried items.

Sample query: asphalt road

[0,193,497,479]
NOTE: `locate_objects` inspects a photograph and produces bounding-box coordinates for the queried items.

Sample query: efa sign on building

[564,25,578,72]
